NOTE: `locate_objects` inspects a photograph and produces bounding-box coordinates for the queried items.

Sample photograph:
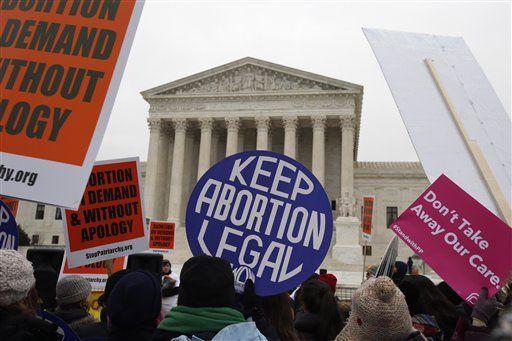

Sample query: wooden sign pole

[425,59,511,226]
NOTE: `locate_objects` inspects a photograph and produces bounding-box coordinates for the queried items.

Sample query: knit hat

[0,249,36,306]
[108,270,162,328]
[336,277,414,341]
[55,275,92,306]
[178,254,236,308]
[98,269,131,307]
[319,273,338,294]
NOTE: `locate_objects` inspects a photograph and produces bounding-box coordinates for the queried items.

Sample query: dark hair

[437,281,463,306]
[392,261,408,285]
[3,287,40,317]
[262,293,298,341]
[399,275,458,338]
[299,279,343,341]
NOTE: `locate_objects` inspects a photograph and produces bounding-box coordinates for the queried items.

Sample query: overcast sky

[97,1,511,162]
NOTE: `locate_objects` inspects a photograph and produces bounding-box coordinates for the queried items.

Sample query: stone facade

[14,58,430,271]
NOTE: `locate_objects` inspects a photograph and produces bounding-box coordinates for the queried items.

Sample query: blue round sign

[186,151,333,296]
[0,199,18,250]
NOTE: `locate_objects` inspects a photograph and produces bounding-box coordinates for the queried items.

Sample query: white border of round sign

[185,151,333,296]
[0,199,18,250]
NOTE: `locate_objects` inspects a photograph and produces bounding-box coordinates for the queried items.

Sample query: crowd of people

[0,248,511,341]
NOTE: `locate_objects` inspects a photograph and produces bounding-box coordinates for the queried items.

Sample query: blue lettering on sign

[0,200,18,250]
[186,151,333,296]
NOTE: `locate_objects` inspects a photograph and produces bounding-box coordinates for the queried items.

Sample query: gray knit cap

[0,249,36,306]
[56,275,92,305]
[336,276,415,341]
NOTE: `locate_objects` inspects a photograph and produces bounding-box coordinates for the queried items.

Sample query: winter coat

[109,325,155,341]
[168,321,267,341]
[154,306,266,341]
[0,307,61,341]
[76,320,109,338]
[54,307,95,331]
[293,311,322,341]
[450,317,490,341]
[412,314,457,341]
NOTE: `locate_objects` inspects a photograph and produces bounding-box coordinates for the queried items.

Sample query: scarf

[158,306,245,333]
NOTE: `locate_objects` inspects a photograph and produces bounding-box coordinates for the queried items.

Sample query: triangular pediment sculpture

[142,57,362,97]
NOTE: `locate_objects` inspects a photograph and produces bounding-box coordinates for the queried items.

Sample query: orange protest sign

[361,196,374,242]
[0,196,19,218]
[63,158,148,268]
[149,221,175,253]
[0,1,144,209]
[60,254,126,291]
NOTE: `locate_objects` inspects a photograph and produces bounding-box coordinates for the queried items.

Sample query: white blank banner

[363,28,511,218]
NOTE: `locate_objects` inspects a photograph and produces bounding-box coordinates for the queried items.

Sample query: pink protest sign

[391,174,512,305]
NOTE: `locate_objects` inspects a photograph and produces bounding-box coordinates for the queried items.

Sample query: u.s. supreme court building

[16,57,430,271]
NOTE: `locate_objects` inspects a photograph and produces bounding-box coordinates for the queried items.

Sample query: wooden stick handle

[425,59,511,225]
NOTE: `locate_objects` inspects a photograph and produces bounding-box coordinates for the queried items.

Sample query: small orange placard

[149,221,175,251]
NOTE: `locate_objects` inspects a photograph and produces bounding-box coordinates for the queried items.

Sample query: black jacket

[76,320,109,338]
[0,308,62,341]
[54,307,95,331]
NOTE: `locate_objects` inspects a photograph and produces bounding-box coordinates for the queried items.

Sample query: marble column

[197,117,213,180]
[144,118,162,220]
[154,122,171,219]
[167,118,187,223]
[311,115,326,185]
[225,117,240,157]
[283,116,298,159]
[340,116,356,216]
[255,116,270,150]
[237,128,245,153]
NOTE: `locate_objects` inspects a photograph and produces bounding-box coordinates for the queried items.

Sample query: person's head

[55,275,92,311]
[411,266,419,276]
[0,249,38,315]
[162,259,171,275]
[338,276,414,340]
[262,293,298,341]
[97,269,131,321]
[365,264,378,281]
[299,279,343,341]
[319,273,337,294]
[178,254,236,308]
[399,275,458,336]
[108,270,162,329]
[392,261,408,285]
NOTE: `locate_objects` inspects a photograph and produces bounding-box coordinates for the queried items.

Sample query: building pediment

[141,57,363,97]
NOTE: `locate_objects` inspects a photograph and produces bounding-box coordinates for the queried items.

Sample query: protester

[77,269,131,338]
[294,279,344,341]
[392,261,408,286]
[365,264,378,281]
[411,266,420,276]
[319,273,338,295]
[54,274,95,331]
[0,249,61,340]
[399,275,458,340]
[161,259,180,312]
[154,254,267,340]
[336,276,425,340]
[261,293,298,341]
[407,257,414,274]
[106,270,163,340]
[451,287,505,340]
